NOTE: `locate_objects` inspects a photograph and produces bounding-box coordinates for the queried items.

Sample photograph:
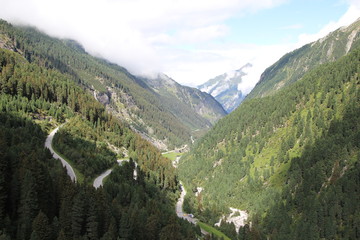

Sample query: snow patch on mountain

[202,82,218,94]
[198,63,252,112]
[211,83,228,98]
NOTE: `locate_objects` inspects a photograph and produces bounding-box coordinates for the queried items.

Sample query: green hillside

[0,19,225,149]
[178,34,360,238]
[0,46,198,239]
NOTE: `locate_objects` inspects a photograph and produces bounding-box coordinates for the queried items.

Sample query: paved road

[93,159,132,188]
[93,169,112,188]
[45,125,77,182]
[176,182,209,236]
[176,181,197,224]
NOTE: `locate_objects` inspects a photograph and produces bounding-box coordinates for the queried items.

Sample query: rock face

[215,208,248,233]
[140,73,227,124]
[0,33,17,51]
[94,91,110,105]
[198,63,252,113]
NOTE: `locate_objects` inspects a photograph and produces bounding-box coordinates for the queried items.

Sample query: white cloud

[297,4,360,47]
[162,1,360,90]
[0,0,359,92]
[162,43,294,90]
[176,25,229,44]
[0,0,287,77]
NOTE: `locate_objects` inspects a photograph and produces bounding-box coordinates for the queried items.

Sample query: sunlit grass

[197,222,231,240]
[162,151,184,161]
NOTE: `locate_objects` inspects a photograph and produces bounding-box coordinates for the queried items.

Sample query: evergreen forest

[179,26,360,239]
[0,45,198,239]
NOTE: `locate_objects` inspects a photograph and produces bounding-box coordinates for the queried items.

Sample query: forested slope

[141,73,226,126]
[178,35,360,239]
[0,19,224,149]
[0,47,198,239]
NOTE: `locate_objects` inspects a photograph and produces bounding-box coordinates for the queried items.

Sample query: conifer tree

[0,132,7,229]
[85,196,99,240]
[31,211,52,240]
[56,230,66,240]
[71,190,86,238]
[17,171,39,240]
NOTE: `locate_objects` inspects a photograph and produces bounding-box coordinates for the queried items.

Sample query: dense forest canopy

[0,38,198,239]
[179,29,360,239]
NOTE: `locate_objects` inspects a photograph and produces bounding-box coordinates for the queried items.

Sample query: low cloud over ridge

[0,0,359,89]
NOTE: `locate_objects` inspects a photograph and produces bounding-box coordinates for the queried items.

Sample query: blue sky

[225,0,349,45]
[0,0,359,91]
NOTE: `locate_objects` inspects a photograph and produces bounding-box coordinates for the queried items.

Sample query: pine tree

[17,171,39,240]
[0,132,7,229]
[71,190,86,238]
[51,216,60,240]
[118,210,132,240]
[29,232,39,240]
[85,196,99,240]
[158,216,182,240]
[145,214,160,240]
[31,211,52,240]
[100,217,117,240]
[56,230,66,240]
[58,199,72,239]
[0,232,11,240]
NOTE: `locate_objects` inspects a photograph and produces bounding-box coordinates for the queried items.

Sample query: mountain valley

[0,13,360,240]
[0,20,225,150]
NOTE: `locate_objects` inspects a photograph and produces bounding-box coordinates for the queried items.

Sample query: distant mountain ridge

[198,63,251,112]
[247,17,360,99]
[141,73,227,124]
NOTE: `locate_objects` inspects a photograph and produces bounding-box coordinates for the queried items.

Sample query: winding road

[45,124,132,187]
[45,125,77,182]
[46,125,207,235]
[173,155,208,235]
[93,169,112,188]
[176,181,197,224]
[176,182,209,236]
[93,159,131,188]
[173,156,196,223]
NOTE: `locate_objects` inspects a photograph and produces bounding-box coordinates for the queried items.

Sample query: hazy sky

[1,0,359,93]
